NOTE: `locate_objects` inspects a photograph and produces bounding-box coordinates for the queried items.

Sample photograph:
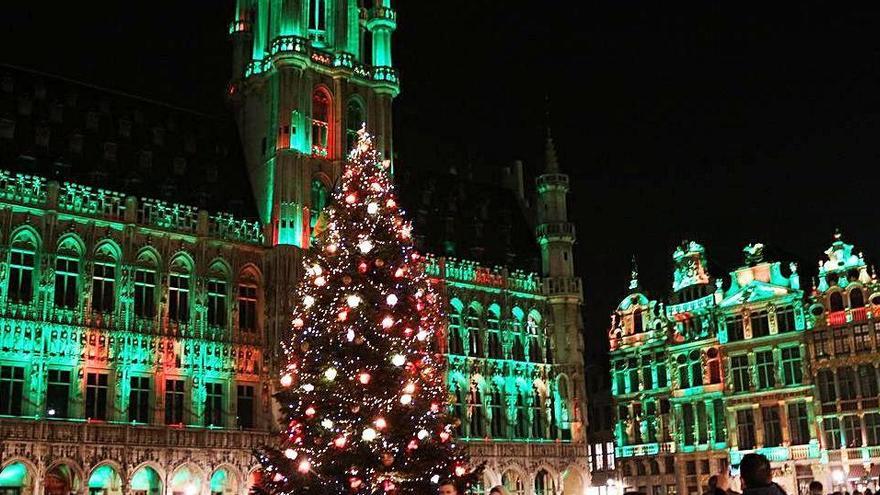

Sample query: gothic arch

[168,252,195,273]
[0,460,35,495]
[9,225,42,248]
[94,239,122,261]
[207,258,232,279]
[238,263,263,284]
[209,464,243,495]
[169,463,206,495]
[135,246,162,267]
[129,461,166,485]
[56,233,85,255]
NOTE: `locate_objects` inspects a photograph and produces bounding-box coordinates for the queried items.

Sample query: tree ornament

[345,193,357,204]
[367,202,379,214]
[394,267,405,278]
[305,406,316,417]
[297,460,311,474]
[300,342,310,352]
[391,354,406,367]
[346,294,362,307]
[455,465,466,477]
[386,198,396,208]
[303,295,315,308]
[284,448,298,460]
[293,317,304,328]
[417,429,430,440]
[400,394,413,405]
[407,439,419,450]
[381,452,394,466]
[314,276,326,286]
[346,329,356,342]
[343,274,352,284]
[280,374,293,387]
[440,431,450,442]
[354,335,365,345]
[358,261,368,273]
[381,315,395,329]
[358,372,371,385]
[321,418,334,429]
[324,367,338,381]
[358,240,373,253]
[325,243,337,254]
[349,477,362,490]
[386,294,398,306]
[338,310,349,321]
[362,427,378,441]
[374,417,387,429]
[403,382,415,394]
[302,383,314,392]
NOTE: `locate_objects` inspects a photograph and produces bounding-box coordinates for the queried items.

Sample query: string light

[346,294,362,307]
[284,449,297,459]
[362,427,378,441]
[280,374,293,387]
[324,367,337,381]
[391,354,406,366]
[386,293,398,306]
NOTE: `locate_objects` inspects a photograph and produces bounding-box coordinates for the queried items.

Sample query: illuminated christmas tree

[255,129,480,495]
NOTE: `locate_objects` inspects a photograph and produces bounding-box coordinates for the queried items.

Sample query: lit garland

[254,128,481,495]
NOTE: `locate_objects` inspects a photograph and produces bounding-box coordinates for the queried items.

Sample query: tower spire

[544,94,559,173]
[629,255,640,291]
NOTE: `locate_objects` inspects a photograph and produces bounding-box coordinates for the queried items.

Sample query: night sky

[4,2,880,353]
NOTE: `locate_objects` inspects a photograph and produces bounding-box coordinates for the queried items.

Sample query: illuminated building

[609,240,861,495]
[0,1,587,494]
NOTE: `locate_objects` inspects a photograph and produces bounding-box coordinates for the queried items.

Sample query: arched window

[92,242,119,313]
[448,308,464,355]
[488,387,505,438]
[237,267,261,334]
[207,262,229,329]
[134,251,158,318]
[468,384,485,438]
[467,305,482,357]
[311,88,331,157]
[54,237,82,309]
[633,308,644,334]
[531,388,546,439]
[310,179,329,232]
[487,305,502,359]
[534,470,557,495]
[168,257,191,323]
[346,99,364,153]
[512,336,525,361]
[850,288,865,309]
[8,231,37,304]
[527,313,543,362]
[514,392,528,439]
[502,471,525,495]
[830,291,844,312]
[706,347,721,384]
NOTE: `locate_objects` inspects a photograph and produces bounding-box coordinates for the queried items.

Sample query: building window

[134,269,156,318]
[0,365,24,416]
[780,346,802,385]
[713,398,726,440]
[833,327,851,355]
[502,471,525,495]
[8,244,35,304]
[736,409,756,450]
[527,317,543,362]
[468,386,485,438]
[842,415,862,448]
[683,403,696,445]
[238,284,257,332]
[54,255,79,308]
[448,312,463,355]
[531,389,545,439]
[726,315,744,341]
[865,413,880,446]
[731,354,751,392]
[776,306,796,333]
[707,348,721,384]
[534,469,556,495]
[207,280,227,327]
[168,271,190,323]
[824,417,841,449]
[762,406,782,447]
[46,369,71,418]
[817,369,836,404]
[656,353,668,388]
[205,382,223,427]
[467,307,482,357]
[750,310,770,338]
[830,292,844,312]
[854,324,872,352]
[237,384,255,429]
[311,88,330,156]
[628,358,640,393]
[838,367,858,401]
[514,393,528,439]
[346,99,364,153]
[165,379,185,424]
[755,350,776,389]
[858,365,878,398]
[850,288,865,308]
[633,309,644,333]
[788,402,811,445]
[489,388,504,438]
[85,372,109,420]
[92,261,115,312]
[129,376,151,423]
[487,314,502,359]
[642,355,654,390]
[814,329,831,358]
[308,0,326,32]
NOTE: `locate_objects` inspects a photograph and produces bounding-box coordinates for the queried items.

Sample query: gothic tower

[229,0,398,247]
[535,132,587,442]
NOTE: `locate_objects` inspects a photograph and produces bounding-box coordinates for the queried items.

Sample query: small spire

[629,255,640,291]
[544,94,559,174]
[834,228,842,241]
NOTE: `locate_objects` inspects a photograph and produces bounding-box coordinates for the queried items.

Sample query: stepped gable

[0,65,256,218]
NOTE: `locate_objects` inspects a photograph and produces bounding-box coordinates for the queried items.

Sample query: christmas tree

[255,129,480,495]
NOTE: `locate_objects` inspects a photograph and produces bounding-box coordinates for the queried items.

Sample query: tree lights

[254,129,480,495]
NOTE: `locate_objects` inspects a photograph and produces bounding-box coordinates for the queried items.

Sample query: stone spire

[629,255,640,291]
[545,129,560,174]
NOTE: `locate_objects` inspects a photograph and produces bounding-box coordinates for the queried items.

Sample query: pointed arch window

[527,314,543,362]
[346,99,364,153]
[92,244,117,313]
[535,470,558,495]
[168,259,190,323]
[450,385,465,436]
[512,336,525,362]
[633,308,644,333]
[448,310,464,355]
[502,471,525,495]
[311,88,331,157]
[468,385,485,438]
[487,309,502,359]
[467,306,482,357]
[8,233,36,304]
[238,271,259,333]
[54,239,81,309]
[488,387,505,438]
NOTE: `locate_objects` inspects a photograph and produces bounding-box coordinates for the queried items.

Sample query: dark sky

[4,2,880,350]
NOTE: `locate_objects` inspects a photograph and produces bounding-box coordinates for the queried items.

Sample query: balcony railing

[465,439,585,460]
[536,222,575,240]
[536,173,569,191]
[0,170,47,205]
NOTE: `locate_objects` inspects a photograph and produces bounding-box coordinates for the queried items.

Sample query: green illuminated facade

[0,2,588,495]
[610,237,880,495]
